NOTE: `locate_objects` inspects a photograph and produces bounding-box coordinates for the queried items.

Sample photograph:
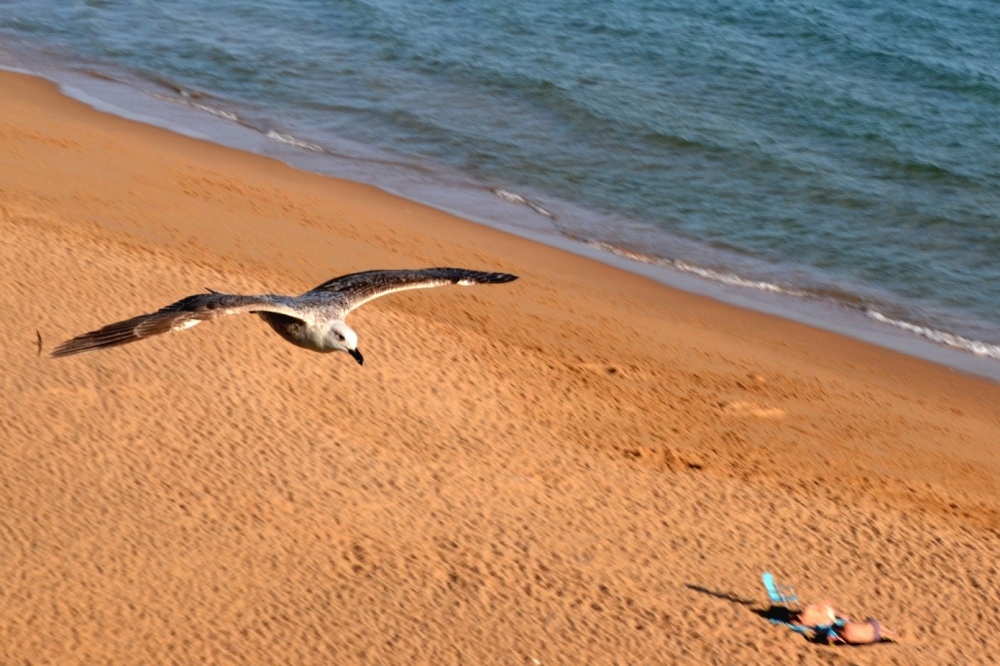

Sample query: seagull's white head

[327,320,363,365]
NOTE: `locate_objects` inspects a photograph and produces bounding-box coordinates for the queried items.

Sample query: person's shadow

[685,583,796,625]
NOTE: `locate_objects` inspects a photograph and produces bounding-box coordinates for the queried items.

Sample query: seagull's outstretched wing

[306,268,518,314]
[51,293,303,358]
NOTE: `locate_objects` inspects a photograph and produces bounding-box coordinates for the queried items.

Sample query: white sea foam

[189,101,240,122]
[592,232,1000,364]
[265,130,325,153]
[582,240,806,295]
[145,90,240,121]
[866,310,1000,360]
[672,261,805,295]
[491,188,526,204]
[584,240,662,264]
[490,188,555,218]
[148,88,326,153]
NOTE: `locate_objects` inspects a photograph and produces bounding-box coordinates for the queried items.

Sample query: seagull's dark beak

[349,348,364,366]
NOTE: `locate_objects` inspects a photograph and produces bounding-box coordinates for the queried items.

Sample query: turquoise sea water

[2,0,998,374]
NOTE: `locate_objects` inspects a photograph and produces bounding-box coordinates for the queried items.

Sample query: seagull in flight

[51,268,518,365]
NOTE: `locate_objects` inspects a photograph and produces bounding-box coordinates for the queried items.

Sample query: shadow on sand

[684,582,797,625]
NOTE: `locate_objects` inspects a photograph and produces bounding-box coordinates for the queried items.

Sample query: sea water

[1,0,998,378]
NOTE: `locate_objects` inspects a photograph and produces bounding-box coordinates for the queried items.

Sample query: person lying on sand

[791,600,897,645]
[761,572,897,645]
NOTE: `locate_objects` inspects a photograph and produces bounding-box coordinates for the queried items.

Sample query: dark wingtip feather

[483,272,517,284]
[50,331,136,358]
[440,268,518,285]
[49,315,151,358]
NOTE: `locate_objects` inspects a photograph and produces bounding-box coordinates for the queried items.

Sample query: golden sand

[2,71,999,664]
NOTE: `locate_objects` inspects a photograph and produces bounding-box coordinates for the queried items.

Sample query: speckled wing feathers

[306,268,518,314]
[50,294,301,358]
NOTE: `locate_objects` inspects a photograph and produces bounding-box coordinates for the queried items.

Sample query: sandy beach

[2,70,999,664]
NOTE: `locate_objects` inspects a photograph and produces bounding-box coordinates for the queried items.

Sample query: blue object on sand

[761,572,847,641]
[762,571,799,608]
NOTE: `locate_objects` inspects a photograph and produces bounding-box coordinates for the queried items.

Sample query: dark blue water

[2,0,999,367]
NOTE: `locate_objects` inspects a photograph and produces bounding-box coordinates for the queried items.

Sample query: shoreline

[2,48,998,383]
[3,69,1000,664]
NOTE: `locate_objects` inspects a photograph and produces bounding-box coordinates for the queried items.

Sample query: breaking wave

[865,310,1000,360]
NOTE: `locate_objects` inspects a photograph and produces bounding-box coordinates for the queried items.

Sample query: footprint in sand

[570,360,637,378]
[717,400,786,419]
